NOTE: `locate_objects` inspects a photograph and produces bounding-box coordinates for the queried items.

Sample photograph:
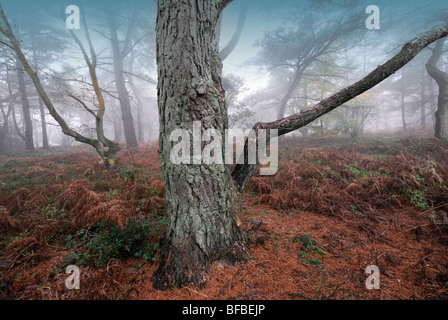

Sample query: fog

[0,0,447,152]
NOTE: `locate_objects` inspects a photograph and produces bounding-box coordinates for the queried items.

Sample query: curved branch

[232,22,448,189]
[11,105,26,141]
[217,0,233,15]
[426,37,448,85]
[219,3,247,61]
[67,91,97,118]
[0,2,120,163]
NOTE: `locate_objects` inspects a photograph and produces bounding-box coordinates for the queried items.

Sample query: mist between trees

[1,0,448,290]
[0,0,447,158]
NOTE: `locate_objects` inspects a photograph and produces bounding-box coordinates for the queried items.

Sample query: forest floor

[1,130,448,300]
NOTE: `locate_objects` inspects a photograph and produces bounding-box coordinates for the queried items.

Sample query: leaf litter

[0,132,447,300]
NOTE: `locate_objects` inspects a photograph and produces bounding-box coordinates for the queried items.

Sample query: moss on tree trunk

[152,0,251,290]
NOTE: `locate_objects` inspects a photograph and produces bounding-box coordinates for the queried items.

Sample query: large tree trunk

[149,0,448,290]
[426,37,448,140]
[435,85,448,139]
[152,0,251,290]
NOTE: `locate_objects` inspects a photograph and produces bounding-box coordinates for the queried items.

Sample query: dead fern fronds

[0,206,23,236]
[7,187,30,214]
[57,180,101,216]
[83,200,136,229]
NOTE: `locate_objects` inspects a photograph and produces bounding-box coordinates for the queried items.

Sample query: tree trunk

[0,3,120,168]
[10,23,34,151]
[111,103,123,143]
[219,2,248,61]
[233,25,448,190]
[152,0,251,290]
[426,37,448,140]
[400,69,407,131]
[107,11,139,149]
[37,98,49,148]
[16,62,34,150]
[277,69,302,120]
[149,0,448,290]
[434,84,448,139]
[401,89,407,131]
[128,52,145,143]
[135,91,144,142]
[0,102,11,154]
[31,33,49,149]
[420,71,426,129]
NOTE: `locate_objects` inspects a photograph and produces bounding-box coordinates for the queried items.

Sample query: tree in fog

[152,0,448,290]
[125,16,157,143]
[0,61,13,153]
[1,0,448,290]
[252,2,363,120]
[0,4,69,151]
[105,6,140,149]
[426,37,448,140]
[0,3,120,167]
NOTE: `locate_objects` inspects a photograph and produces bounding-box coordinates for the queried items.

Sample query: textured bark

[426,37,448,140]
[152,0,448,290]
[152,0,250,290]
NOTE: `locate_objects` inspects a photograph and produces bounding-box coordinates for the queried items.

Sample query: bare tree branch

[0,2,120,166]
[219,2,247,61]
[121,8,138,58]
[123,70,157,85]
[0,38,12,49]
[67,91,98,118]
[426,37,448,85]
[232,22,448,189]
[217,0,233,14]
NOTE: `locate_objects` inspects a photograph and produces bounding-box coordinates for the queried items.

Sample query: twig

[327,282,345,299]
[287,292,314,300]
[184,286,213,299]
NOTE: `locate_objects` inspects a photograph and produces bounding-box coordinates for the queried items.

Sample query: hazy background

[1,0,447,151]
